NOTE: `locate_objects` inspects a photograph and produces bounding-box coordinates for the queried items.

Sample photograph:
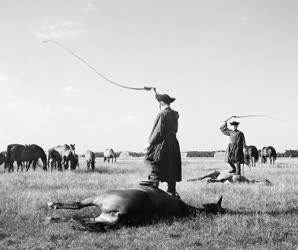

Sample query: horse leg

[48,196,97,210]
[94,212,121,226]
[33,161,37,171]
[10,162,14,172]
[26,161,32,171]
[187,171,220,181]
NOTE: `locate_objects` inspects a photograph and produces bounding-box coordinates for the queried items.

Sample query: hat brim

[155,94,176,104]
[230,122,240,126]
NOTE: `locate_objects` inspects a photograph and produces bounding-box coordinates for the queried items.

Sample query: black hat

[230,121,240,126]
[155,94,175,104]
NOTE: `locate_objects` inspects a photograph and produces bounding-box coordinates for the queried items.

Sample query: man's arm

[147,113,165,147]
[220,121,231,136]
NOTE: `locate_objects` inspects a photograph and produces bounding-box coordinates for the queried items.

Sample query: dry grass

[0,158,297,249]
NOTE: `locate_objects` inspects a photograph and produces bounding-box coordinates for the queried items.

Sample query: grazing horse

[244,145,259,167]
[261,146,277,164]
[6,144,47,172]
[51,144,76,170]
[104,149,117,163]
[48,148,63,171]
[266,146,277,164]
[85,150,95,170]
[47,186,224,228]
[261,147,268,163]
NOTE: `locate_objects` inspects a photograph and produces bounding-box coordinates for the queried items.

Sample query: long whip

[225,114,288,123]
[42,40,156,92]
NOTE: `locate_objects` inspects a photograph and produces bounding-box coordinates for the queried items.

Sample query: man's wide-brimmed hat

[230,121,240,126]
[155,94,176,104]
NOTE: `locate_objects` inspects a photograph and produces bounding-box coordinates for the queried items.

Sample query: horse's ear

[217,195,223,207]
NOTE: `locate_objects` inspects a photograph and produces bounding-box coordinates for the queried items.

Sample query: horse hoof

[47,202,56,209]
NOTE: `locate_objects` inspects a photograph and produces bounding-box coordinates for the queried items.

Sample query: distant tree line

[277,150,298,158]
[81,150,298,158]
[187,150,298,158]
[186,151,216,157]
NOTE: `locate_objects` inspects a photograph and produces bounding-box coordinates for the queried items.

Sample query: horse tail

[255,147,259,162]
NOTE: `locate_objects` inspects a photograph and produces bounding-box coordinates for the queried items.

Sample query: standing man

[220,120,246,175]
[140,93,181,196]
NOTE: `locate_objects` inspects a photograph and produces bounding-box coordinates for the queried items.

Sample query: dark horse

[6,144,47,172]
[244,145,259,167]
[48,186,224,228]
[48,148,63,171]
[261,146,277,164]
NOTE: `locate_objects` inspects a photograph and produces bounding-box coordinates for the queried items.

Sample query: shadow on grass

[48,213,217,233]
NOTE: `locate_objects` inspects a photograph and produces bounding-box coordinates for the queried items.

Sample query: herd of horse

[244,145,277,167]
[0,144,117,172]
[0,143,276,173]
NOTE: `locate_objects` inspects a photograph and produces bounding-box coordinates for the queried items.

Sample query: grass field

[0,157,297,250]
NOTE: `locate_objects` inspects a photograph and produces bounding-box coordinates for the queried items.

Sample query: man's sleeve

[220,122,231,136]
[148,113,165,146]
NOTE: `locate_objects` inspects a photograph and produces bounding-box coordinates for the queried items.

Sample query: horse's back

[7,144,25,161]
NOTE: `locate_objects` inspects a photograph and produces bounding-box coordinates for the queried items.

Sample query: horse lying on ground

[187,170,273,185]
[47,186,224,229]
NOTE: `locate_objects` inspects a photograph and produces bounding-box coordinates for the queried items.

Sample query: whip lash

[42,40,157,93]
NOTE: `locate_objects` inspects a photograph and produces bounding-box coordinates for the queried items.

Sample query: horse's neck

[180,201,198,216]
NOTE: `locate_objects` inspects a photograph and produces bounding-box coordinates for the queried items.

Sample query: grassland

[0,158,297,250]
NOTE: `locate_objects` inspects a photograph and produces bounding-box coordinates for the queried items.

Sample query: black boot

[167,182,180,198]
[229,165,236,173]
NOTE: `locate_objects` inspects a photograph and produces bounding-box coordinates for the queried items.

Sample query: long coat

[220,123,246,164]
[145,107,181,183]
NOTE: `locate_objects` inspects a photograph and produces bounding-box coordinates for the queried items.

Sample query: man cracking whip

[220,119,246,175]
[140,92,182,197]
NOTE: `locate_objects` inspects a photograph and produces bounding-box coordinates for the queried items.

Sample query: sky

[0,0,297,153]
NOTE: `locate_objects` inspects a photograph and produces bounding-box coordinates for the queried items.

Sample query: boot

[229,164,236,173]
[167,182,179,197]
[139,170,159,188]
